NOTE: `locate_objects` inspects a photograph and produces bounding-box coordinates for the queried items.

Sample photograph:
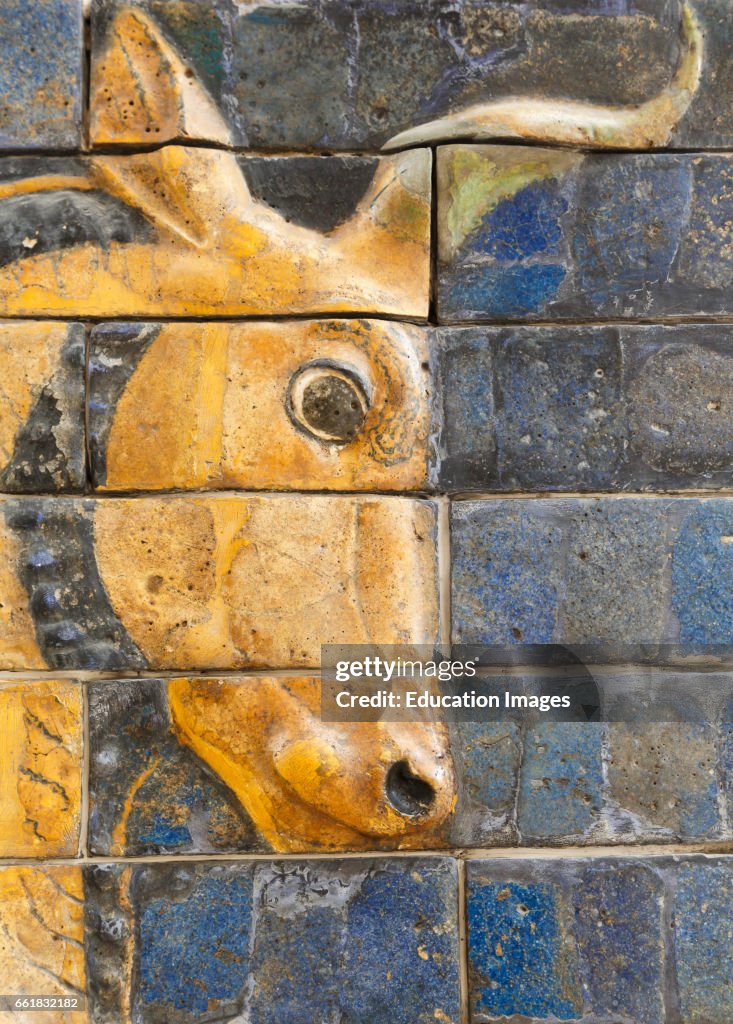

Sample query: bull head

[2,5,703,855]
[168,677,455,852]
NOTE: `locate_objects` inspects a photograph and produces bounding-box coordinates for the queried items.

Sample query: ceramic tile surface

[452,497,733,646]
[433,324,733,492]
[84,858,460,1024]
[438,147,733,323]
[88,677,455,855]
[89,320,430,492]
[1,0,732,1019]
[0,495,438,670]
[0,866,86,1023]
[0,0,83,149]
[89,0,720,151]
[0,322,85,493]
[0,680,82,857]
[88,674,730,856]
[467,857,733,1023]
[0,150,430,318]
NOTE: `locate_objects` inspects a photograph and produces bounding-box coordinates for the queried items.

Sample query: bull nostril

[385,760,436,817]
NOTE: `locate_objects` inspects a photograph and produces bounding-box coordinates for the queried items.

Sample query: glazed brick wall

[0,2,732,1023]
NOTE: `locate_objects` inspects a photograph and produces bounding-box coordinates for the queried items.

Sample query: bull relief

[3,3,733,1023]
[1,12,431,318]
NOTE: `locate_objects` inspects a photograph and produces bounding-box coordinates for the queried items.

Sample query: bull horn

[383,2,702,151]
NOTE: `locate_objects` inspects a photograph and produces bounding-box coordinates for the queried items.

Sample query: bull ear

[90,7,231,145]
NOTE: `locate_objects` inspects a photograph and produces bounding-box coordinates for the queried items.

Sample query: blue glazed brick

[607,723,721,840]
[671,501,733,643]
[571,158,690,309]
[518,723,604,841]
[451,502,563,645]
[438,148,733,323]
[723,701,733,827]
[573,862,665,1024]
[248,866,346,1023]
[488,329,622,492]
[249,860,460,1024]
[85,858,460,1024]
[467,863,582,1020]
[431,330,497,490]
[468,858,666,1022]
[88,680,263,856]
[448,721,521,846]
[452,497,733,646]
[0,0,82,148]
[137,866,254,1018]
[678,0,733,148]
[674,861,733,1021]
[622,328,733,487]
[451,673,729,848]
[83,861,257,1023]
[433,325,733,492]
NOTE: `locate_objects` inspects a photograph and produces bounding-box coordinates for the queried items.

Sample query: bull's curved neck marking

[5,501,145,670]
[384,2,703,151]
[88,323,162,487]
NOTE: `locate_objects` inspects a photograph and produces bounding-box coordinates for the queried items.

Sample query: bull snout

[271,717,456,846]
[169,677,457,850]
[372,726,457,840]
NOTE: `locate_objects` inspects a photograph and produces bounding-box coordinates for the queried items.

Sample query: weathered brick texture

[0,495,438,670]
[438,147,733,322]
[89,320,431,492]
[433,325,733,492]
[89,0,731,151]
[0,1,732,1019]
[452,498,733,647]
[0,0,83,148]
[468,857,733,1023]
[0,151,431,318]
[0,680,82,857]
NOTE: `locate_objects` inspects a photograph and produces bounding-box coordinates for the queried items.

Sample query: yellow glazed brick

[0,495,439,671]
[0,681,82,857]
[169,676,454,852]
[0,10,430,318]
[90,319,430,492]
[89,675,456,855]
[0,866,86,1024]
[0,322,84,492]
[0,146,431,318]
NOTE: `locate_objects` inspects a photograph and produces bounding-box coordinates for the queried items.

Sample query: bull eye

[287,362,369,443]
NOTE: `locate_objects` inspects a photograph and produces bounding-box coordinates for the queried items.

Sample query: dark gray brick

[433,325,733,492]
